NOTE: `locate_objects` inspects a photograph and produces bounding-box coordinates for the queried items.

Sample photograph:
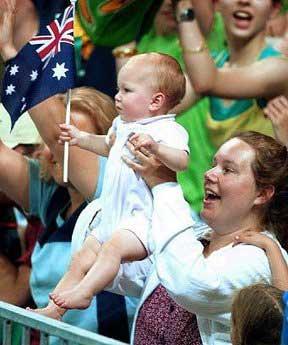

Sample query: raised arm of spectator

[176,0,288,100]
[29,97,107,200]
[0,2,108,200]
[0,140,30,209]
[191,0,215,37]
[264,96,288,148]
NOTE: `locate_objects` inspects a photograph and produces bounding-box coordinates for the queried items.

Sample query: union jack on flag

[30,5,74,68]
[1,4,75,128]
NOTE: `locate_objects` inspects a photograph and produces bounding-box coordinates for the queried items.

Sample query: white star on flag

[21,97,26,102]
[5,84,16,95]
[30,70,38,81]
[52,62,69,81]
[10,64,19,76]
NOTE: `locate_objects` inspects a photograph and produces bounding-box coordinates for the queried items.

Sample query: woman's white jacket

[73,183,288,345]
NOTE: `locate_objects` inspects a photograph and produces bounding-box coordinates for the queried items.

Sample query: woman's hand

[264,95,288,147]
[233,230,277,252]
[122,141,176,189]
[0,0,18,61]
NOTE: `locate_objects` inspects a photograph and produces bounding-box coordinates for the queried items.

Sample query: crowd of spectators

[1,0,288,344]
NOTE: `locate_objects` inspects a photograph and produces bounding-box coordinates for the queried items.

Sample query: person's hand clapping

[264,96,288,148]
[0,0,17,61]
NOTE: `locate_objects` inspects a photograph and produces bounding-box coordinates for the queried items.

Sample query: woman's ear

[254,185,275,206]
[149,92,166,112]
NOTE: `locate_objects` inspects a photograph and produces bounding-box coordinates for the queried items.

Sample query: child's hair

[231,284,284,345]
[128,53,186,110]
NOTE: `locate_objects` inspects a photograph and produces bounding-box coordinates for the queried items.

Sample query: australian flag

[1,4,75,128]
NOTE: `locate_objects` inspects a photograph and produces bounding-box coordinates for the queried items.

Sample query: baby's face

[115,60,157,122]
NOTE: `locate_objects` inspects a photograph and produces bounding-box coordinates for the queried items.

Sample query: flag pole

[63,0,77,183]
[63,88,72,183]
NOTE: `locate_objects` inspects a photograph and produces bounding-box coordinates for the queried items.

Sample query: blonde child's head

[130,53,186,110]
[231,284,284,345]
[116,53,186,121]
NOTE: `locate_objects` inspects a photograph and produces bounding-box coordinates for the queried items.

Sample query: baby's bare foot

[26,304,64,320]
[50,288,93,310]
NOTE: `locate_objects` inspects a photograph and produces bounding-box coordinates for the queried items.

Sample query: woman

[175,0,287,148]
[104,130,288,344]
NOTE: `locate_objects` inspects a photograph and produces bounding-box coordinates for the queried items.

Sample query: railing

[0,301,127,345]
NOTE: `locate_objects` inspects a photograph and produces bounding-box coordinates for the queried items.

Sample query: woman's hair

[40,87,116,181]
[57,87,116,135]
[233,131,288,249]
[231,284,284,345]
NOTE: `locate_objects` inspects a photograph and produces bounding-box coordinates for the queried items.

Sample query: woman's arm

[234,231,288,290]
[176,1,288,99]
[0,141,30,209]
[191,0,215,37]
[0,2,102,200]
[0,254,31,306]
[29,98,102,200]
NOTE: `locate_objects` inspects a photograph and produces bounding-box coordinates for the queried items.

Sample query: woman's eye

[124,88,131,92]
[223,167,233,174]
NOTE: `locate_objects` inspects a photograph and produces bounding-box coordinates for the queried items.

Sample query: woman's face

[154,0,177,35]
[218,0,275,40]
[40,110,97,186]
[201,138,261,234]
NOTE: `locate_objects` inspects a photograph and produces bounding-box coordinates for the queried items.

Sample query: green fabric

[210,45,282,121]
[76,0,163,47]
[137,14,226,213]
[205,44,280,150]
[281,0,288,12]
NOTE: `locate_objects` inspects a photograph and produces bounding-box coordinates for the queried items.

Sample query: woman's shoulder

[259,43,285,59]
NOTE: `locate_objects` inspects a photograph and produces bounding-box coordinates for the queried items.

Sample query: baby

[48,53,190,314]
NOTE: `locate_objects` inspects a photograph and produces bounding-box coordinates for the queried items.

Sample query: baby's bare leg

[52,230,147,310]
[33,235,101,317]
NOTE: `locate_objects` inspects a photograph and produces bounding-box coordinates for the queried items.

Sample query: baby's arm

[130,133,188,172]
[264,96,288,148]
[234,230,288,290]
[59,124,110,157]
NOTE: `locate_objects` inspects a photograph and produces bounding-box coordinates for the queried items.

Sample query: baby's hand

[233,230,275,251]
[264,96,288,146]
[129,133,158,155]
[58,124,82,146]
